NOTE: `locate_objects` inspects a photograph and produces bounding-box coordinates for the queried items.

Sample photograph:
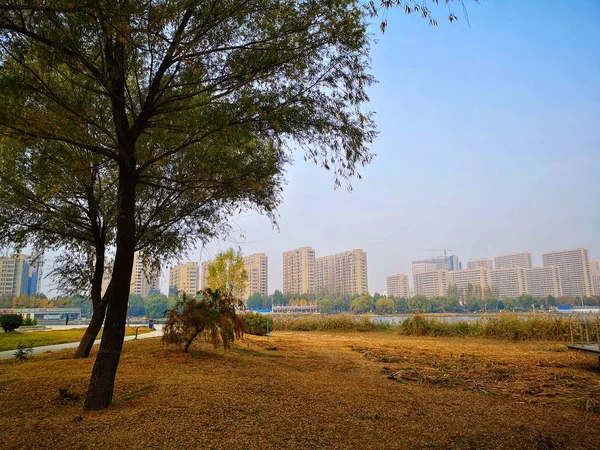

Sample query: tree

[247,293,265,311]
[270,290,286,306]
[351,295,374,314]
[127,294,145,317]
[163,289,244,353]
[67,296,93,317]
[375,298,395,315]
[205,249,248,300]
[0,314,23,332]
[144,294,171,319]
[317,298,333,315]
[0,0,466,411]
[168,286,179,298]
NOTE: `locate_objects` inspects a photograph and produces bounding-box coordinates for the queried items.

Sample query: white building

[542,248,593,298]
[494,252,533,270]
[386,273,410,299]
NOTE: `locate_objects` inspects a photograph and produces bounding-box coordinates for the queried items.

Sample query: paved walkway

[0,328,163,360]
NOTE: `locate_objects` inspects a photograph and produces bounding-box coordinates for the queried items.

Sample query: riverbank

[1,331,599,448]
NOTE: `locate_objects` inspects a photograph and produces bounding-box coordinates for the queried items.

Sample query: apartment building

[542,248,593,297]
[434,255,461,271]
[494,252,533,270]
[282,246,315,295]
[591,259,600,296]
[467,258,494,270]
[130,252,160,298]
[386,273,410,299]
[169,261,200,295]
[334,249,368,296]
[490,267,526,299]
[447,268,492,300]
[315,255,335,295]
[0,254,43,298]
[413,270,447,297]
[525,266,563,298]
[243,253,268,299]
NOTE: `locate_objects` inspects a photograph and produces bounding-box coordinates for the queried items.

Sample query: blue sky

[43,0,600,295]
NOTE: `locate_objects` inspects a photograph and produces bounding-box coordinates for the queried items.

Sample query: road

[0,326,163,360]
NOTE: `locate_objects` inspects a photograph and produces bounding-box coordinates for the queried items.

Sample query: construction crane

[418,248,453,257]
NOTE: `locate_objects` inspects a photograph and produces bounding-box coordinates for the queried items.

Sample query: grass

[271,313,584,342]
[0,326,152,351]
[0,330,599,449]
[272,314,393,332]
[398,313,575,341]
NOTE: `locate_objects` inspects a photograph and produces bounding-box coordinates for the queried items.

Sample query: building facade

[467,258,494,271]
[447,268,492,300]
[130,252,160,298]
[494,252,533,270]
[169,261,200,295]
[490,267,526,299]
[315,255,335,295]
[524,266,563,298]
[413,270,447,297]
[0,254,43,298]
[591,259,600,296]
[243,253,268,299]
[282,246,315,295]
[334,249,368,296]
[542,248,592,297]
[433,255,461,271]
[386,273,410,299]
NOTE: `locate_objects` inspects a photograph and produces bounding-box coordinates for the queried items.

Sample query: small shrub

[1,314,23,332]
[13,343,33,361]
[23,318,37,326]
[242,312,269,336]
[162,289,244,352]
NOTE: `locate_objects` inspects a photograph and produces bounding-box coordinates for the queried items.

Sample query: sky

[42,0,600,295]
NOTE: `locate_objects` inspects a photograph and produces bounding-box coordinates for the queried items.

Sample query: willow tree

[0,0,383,410]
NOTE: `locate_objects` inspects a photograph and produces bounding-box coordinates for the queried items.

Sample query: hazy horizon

[40,0,599,296]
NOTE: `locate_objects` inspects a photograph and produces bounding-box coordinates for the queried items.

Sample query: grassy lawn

[0,331,599,449]
[0,326,152,351]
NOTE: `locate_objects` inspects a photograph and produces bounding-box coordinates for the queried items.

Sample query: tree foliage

[205,249,248,299]
[162,289,244,353]
[375,297,395,314]
[0,314,23,332]
[144,293,171,318]
[317,298,333,315]
[247,292,265,311]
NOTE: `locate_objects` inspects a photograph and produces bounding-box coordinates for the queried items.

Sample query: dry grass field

[0,331,599,449]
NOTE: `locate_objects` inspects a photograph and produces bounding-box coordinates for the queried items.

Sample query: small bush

[242,312,269,336]
[0,314,23,332]
[23,318,37,326]
[13,343,33,361]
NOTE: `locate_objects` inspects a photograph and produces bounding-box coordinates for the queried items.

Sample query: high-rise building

[490,267,526,299]
[200,261,209,290]
[282,246,315,295]
[447,268,492,300]
[386,273,410,299]
[243,253,268,299]
[433,255,461,271]
[494,252,533,270]
[542,248,592,297]
[130,251,160,298]
[413,270,447,297]
[333,249,368,296]
[169,261,200,296]
[0,254,43,298]
[412,259,437,275]
[467,258,494,271]
[524,266,563,298]
[589,259,600,296]
[315,255,335,295]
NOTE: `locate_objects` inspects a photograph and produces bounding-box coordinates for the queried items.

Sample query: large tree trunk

[74,301,108,358]
[74,235,107,359]
[84,162,136,410]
